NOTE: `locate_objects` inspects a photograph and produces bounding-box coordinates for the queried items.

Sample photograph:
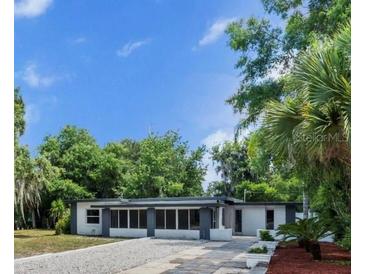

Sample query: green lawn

[14,229,125,258]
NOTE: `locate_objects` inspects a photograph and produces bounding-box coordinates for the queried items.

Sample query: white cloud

[22,63,57,88]
[25,104,40,124]
[197,18,236,47]
[15,0,53,18]
[116,39,151,57]
[24,96,58,127]
[72,37,87,44]
[201,129,235,190]
[202,129,234,149]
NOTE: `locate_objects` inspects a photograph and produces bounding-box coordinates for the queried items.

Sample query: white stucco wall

[77,202,102,235]
[155,229,200,240]
[242,206,266,236]
[76,201,122,236]
[241,205,287,236]
[110,228,147,238]
[273,206,286,229]
[210,229,232,241]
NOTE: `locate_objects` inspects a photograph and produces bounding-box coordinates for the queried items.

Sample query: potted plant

[246,245,271,268]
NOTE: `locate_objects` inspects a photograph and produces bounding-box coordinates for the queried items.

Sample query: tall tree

[210,140,254,196]
[14,89,54,227]
[263,23,350,228]
[225,0,351,131]
[111,131,206,198]
[38,126,110,197]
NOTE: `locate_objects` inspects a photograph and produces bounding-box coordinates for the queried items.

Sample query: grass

[14,229,126,258]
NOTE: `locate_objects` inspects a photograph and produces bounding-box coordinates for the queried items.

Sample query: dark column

[147,208,156,237]
[285,205,296,224]
[102,208,111,237]
[70,202,77,235]
[200,208,212,240]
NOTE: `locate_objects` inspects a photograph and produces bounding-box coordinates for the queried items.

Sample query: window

[139,210,147,228]
[222,208,225,226]
[86,209,99,224]
[266,210,274,230]
[119,210,128,228]
[111,210,119,228]
[235,210,242,233]
[189,209,199,230]
[166,209,176,229]
[130,210,139,228]
[211,209,216,228]
[178,210,189,229]
[156,210,165,229]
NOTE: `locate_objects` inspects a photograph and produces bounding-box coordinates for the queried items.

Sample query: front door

[235,209,242,233]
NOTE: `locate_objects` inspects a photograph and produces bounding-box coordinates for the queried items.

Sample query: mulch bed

[267,242,351,274]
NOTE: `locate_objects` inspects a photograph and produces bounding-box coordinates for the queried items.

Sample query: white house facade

[68,197,300,240]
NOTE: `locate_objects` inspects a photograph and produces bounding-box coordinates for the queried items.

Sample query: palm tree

[277,217,332,260]
[14,146,51,228]
[263,23,351,217]
[50,199,66,226]
[264,23,350,165]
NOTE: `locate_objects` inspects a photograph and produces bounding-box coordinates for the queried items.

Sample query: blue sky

[15,0,272,187]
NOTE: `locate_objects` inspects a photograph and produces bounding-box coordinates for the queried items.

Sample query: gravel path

[15,238,204,274]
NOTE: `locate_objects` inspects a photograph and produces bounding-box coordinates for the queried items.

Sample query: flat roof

[65,196,301,207]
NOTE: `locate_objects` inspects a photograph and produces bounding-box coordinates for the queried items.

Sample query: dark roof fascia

[65,196,232,204]
[64,198,127,204]
[129,196,228,202]
[90,202,224,208]
[235,202,302,206]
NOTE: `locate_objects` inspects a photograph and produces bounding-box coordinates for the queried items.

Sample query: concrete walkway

[122,236,265,274]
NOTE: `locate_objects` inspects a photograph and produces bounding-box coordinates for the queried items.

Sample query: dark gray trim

[147,208,156,237]
[235,202,302,206]
[65,198,127,203]
[90,203,223,208]
[285,205,296,224]
[70,202,77,234]
[102,208,111,237]
[65,196,242,204]
[129,196,231,202]
[199,208,211,240]
[67,196,301,220]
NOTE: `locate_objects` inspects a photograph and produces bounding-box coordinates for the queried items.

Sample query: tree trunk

[31,210,37,229]
[304,240,311,252]
[310,241,321,260]
[303,190,309,219]
[298,238,305,248]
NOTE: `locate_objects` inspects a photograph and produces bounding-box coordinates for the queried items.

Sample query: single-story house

[67,196,301,241]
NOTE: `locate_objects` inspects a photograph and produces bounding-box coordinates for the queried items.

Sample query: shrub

[337,227,350,250]
[248,246,268,254]
[50,199,65,223]
[277,217,332,260]
[260,230,275,241]
[55,209,71,235]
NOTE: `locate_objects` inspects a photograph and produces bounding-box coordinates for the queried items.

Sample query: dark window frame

[139,209,147,229]
[156,209,165,229]
[119,210,128,228]
[178,209,189,230]
[86,209,100,224]
[266,209,274,230]
[129,209,139,228]
[189,209,200,230]
[166,209,176,229]
[110,210,119,228]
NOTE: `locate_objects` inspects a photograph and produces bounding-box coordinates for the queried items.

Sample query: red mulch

[267,242,351,274]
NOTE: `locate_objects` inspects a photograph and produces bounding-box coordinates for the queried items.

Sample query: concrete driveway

[123,236,262,274]
[15,236,261,274]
